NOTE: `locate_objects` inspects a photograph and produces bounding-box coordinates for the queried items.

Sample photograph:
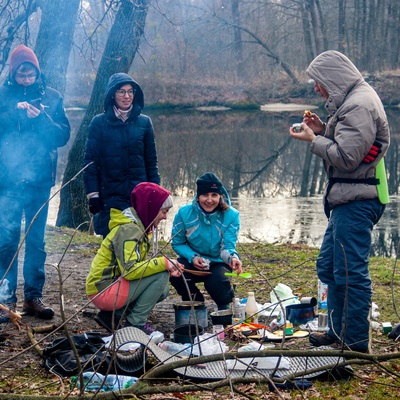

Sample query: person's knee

[205,280,233,304]
[157,284,170,303]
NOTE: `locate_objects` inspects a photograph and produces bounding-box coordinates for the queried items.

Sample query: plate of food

[232,323,269,336]
[260,329,309,342]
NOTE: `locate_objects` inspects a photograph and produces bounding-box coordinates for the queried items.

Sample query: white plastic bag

[226,342,290,370]
[192,333,229,356]
[270,283,299,308]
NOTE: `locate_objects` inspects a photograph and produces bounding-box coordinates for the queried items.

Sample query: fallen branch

[26,326,43,357]
[0,303,22,330]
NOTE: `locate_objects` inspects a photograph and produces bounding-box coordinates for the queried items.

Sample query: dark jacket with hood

[0,45,70,189]
[306,50,390,209]
[83,73,160,211]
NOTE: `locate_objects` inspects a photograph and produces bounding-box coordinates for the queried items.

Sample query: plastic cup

[318,313,328,330]
[212,324,225,340]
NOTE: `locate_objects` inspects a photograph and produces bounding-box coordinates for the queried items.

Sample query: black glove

[89,197,103,215]
[363,140,382,163]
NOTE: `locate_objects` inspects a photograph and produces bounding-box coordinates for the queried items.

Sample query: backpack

[42,332,111,377]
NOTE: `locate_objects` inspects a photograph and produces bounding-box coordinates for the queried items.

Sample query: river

[49,105,400,256]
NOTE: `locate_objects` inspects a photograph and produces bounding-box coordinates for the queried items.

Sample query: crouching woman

[86,182,184,333]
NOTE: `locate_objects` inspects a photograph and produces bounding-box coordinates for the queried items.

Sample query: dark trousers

[169,257,234,308]
[317,198,385,352]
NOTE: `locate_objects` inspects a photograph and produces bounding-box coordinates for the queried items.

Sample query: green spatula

[224,272,252,279]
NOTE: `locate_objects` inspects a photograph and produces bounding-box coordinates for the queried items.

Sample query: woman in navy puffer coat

[83,73,160,237]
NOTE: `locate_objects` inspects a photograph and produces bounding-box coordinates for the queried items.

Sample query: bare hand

[230,257,243,274]
[303,112,325,134]
[166,259,184,277]
[17,101,42,118]
[289,122,316,142]
[193,257,209,270]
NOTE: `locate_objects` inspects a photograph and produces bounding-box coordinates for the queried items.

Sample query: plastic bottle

[232,297,244,324]
[158,341,193,356]
[71,372,138,392]
[285,320,294,335]
[245,291,259,324]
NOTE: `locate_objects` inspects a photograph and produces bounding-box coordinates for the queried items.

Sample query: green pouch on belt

[376,158,390,204]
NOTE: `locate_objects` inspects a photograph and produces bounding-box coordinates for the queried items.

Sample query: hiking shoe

[328,341,369,353]
[94,310,121,332]
[309,332,336,347]
[141,323,155,335]
[23,299,54,319]
[0,303,16,324]
[388,322,400,340]
[125,322,155,335]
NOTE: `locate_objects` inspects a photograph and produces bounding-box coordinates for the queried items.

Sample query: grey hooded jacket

[306,50,390,209]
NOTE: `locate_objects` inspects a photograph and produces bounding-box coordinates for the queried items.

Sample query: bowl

[210,310,233,327]
[173,324,204,344]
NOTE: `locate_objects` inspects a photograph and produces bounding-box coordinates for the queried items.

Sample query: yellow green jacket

[86,207,167,296]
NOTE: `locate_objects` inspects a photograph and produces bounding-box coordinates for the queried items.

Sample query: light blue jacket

[171,192,240,265]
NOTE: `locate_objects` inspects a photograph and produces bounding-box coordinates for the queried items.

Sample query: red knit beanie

[130,183,171,231]
[9,45,40,78]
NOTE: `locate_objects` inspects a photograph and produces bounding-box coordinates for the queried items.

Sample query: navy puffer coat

[83,73,160,211]
[0,77,70,189]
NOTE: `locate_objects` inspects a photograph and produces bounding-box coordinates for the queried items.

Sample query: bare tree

[34,0,81,95]
[231,0,244,80]
[0,1,39,75]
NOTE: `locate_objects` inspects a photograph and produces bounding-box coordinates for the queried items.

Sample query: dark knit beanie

[196,172,223,197]
[10,45,40,79]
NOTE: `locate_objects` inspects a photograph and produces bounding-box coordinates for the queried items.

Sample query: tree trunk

[56,0,150,229]
[337,0,345,53]
[308,0,321,55]
[302,1,315,62]
[300,145,312,197]
[34,0,81,96]
[231,0,245,80]
[315,0,329,50]
[392,1,400,69]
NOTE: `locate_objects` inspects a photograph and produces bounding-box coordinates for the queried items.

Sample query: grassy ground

[1,227,400,399]
[149,238,400,399]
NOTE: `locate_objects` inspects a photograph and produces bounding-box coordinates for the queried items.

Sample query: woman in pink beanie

[86,182,184,334]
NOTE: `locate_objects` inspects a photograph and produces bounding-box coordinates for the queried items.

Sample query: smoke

[0,279,10,304]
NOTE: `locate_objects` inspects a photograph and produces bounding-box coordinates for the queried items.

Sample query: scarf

[113,105,132,122]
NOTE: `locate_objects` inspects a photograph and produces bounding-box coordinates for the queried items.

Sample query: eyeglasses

[116,89,135,97]
[15,73,37,81]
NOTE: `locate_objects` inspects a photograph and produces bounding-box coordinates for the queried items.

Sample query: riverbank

[65,72,400,110]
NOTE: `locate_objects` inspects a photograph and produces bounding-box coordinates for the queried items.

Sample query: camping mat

[114,327,346,381]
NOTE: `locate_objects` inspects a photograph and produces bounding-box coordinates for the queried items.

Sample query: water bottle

[71,371,138,392]
[158,341,193,356]
[245,292,259,324]
[232,297,245,324]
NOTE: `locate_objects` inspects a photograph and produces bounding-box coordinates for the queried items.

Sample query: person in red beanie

[86,182,184,334]
[0,45,70,323]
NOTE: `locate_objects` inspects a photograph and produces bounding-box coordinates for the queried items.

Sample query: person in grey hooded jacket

[83,73,160,237]
[290,50,390,353]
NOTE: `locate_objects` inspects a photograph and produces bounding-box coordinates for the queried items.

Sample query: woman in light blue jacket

[170,172,242,310]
